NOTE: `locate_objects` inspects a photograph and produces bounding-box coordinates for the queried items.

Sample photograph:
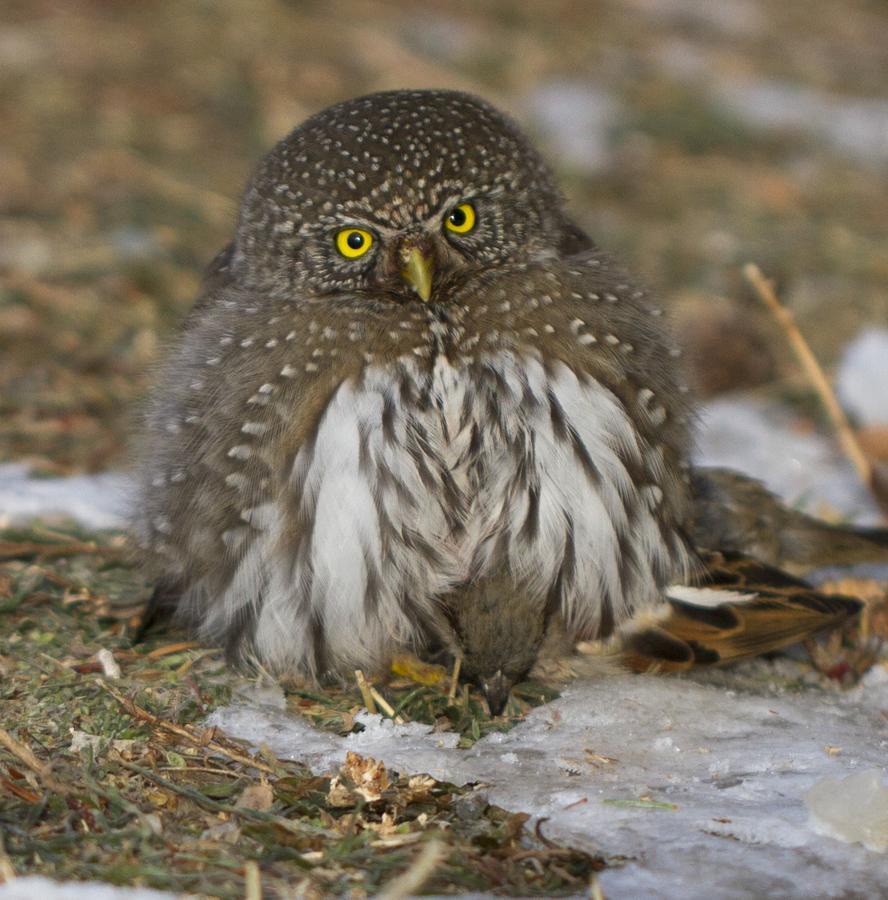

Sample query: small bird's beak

[401,245,434,302]
[481,671,513,717]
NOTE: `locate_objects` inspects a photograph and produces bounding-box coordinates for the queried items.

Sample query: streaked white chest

[242,350,688,676]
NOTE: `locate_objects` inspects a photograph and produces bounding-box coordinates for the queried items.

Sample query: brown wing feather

[621,551,863,673]
[691,467,888,573]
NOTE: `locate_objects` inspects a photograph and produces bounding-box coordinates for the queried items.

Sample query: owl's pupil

[448,208,466,227]
[346,232,365,250]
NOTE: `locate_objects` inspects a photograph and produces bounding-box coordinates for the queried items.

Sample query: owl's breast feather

[234,349,693,672]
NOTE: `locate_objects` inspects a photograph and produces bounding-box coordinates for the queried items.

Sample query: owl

[135,90,871,713]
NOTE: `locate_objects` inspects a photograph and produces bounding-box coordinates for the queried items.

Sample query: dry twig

[145,641,202,659]
[0,727,68,795]
[744,263,887,515]
[448,656,462,704]
[0,540,119,562]
[98,680,279,775]
[370,686,406,724]
[354,669,378,714]
[244,861,262,900]
[377,839,447,900]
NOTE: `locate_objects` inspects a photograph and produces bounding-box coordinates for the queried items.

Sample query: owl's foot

[132,577,183,644]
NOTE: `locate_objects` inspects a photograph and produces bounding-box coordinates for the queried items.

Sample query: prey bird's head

[449,581,552,717]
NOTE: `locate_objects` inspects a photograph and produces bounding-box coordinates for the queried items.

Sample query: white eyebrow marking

[337,191,483,234]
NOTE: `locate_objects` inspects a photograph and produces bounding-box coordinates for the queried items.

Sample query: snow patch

[836,328,888,426]
[0,463,131,529]
[209,668,888,899]
[0,877,175,900]
[695,396,883,524]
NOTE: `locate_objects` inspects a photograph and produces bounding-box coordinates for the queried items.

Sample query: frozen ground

[208,667,888,899]
[0,463,130,530]
[1,335,887,898]
[0,878,173,900]
[4,664,887,900]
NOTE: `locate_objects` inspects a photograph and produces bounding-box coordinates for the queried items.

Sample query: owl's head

[233,89,578,302]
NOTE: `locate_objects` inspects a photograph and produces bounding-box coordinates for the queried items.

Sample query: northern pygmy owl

[135,90,872,712]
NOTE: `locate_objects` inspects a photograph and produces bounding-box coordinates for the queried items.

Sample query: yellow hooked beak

[401,246,434,302]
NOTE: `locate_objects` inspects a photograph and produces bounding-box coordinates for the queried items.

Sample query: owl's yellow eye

[444,203,476,235]
[335,228,374,259]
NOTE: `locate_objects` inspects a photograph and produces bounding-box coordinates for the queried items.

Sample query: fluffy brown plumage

[690,467,888,575]
[134,89,884,713]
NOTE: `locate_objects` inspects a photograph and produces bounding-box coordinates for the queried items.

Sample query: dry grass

[0,522,600,896]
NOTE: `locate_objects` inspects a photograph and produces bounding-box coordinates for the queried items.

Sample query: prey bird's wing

[620,550,863,673]
[690,467,888,574]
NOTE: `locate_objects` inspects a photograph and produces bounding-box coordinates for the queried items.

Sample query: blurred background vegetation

[2,0,887,473]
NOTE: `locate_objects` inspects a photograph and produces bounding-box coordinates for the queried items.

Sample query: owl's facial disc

[398,200,478,301]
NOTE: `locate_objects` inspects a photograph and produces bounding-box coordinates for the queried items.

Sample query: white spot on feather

[666,586,757,608]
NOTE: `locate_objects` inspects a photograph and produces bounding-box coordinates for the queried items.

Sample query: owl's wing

[619,550,863,672]
[132,270,371,659]
[181,243,238,322]
[133,245,241,642]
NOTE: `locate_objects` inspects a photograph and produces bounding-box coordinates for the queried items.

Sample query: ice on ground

[695,396,883,524]
[210,665,888,900]
[0,877,175,900]
[806,769,888,853]
[0,463,131,529]
[836,328,888,426]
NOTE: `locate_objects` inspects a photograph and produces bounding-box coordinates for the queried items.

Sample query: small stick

[244,861,262,900]
[0,727,68,794]
[354,669,378,714]
[377,839,446,900]
[589,876,605,900]
[447,656,462,704]
[146,641,202,659]
[744,263,873,487]
[98,681,278,775]
[369,686,406,724]
[0,832,16,883]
